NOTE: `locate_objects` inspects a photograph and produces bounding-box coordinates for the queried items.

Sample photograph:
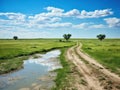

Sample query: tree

[63,34,72,41]
[97,34,106,41]
[13,36,18,40]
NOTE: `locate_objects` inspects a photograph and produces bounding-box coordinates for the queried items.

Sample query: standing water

[0,50,62,90]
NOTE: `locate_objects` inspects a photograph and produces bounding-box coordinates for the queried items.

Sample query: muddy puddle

[0,50,62,90]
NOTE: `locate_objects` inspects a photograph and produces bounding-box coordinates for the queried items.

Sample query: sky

[0,0,120,38]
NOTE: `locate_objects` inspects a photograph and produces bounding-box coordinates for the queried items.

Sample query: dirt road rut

[66,43,120,90]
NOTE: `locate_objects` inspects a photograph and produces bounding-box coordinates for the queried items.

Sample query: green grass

[52,48,71,90]
[53,47,83,90]
[80,39,120,75]
[0,56,28,74]
[0,39,74,59]
[0,39,75,74]
[52,47,75,90]
[53,48,71,90]
[1,39,120,89]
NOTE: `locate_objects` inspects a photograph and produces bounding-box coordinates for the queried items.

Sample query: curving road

[66,42,120,90]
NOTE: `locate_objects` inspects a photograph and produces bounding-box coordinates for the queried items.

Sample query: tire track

[66,43,120,90]
[76,43,120,90]
[67,45,103,90]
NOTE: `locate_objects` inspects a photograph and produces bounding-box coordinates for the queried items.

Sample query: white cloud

[44,22,72,28]
[104,17,120,27]
[64,9,80,17]
[35,6,64,17]
[28,15,61,25]
[89,24,105,28]
[79,9,113,18]
[45,6,64,13]
[0,6,114,34]
[0,12,27,28]
[65,9,113,18]
[42,7,113,18]
[28,7,113,18]
[72,23,89,29]
[31,22,72,29]
[0,12,26,21]
[72,23,105,29]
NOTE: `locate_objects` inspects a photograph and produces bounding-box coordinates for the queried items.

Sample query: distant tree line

[13,34,106,41]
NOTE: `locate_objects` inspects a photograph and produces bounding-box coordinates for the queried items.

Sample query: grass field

[0,39,120,89]
[0,39,75,74]
[80,39,120,75]
[0,39,75,59]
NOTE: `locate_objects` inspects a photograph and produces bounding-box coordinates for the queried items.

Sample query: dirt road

[66,43,120,90]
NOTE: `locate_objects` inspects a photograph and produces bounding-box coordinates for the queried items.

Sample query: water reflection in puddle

[0,50,62,90]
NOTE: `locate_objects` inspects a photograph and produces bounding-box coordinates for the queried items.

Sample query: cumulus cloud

[64,9,113,18]
[45,6,64,13]
[0,12,27,28]
[0,6,114,31]
[36,6,64,17]
[72,23,89,29]
[0,12,26,21]
[64,9,80,17]
[28,6,113,18]
[28,15,61,25]
[89,24,105,28]
[44,7,113,18]
[104,17,120,27]
[78,9,113,18]
[29,22,72,29]
[72,23,105,29]
[43,22,72,28]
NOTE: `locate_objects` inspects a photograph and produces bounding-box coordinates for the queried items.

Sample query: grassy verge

[52,47,82,90]
[0,56,28,74]
[0,39,75,74]
[52,47,71,90]
[79,39,120,75]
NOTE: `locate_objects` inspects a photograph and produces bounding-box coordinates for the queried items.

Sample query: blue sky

[0,0,120,38]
